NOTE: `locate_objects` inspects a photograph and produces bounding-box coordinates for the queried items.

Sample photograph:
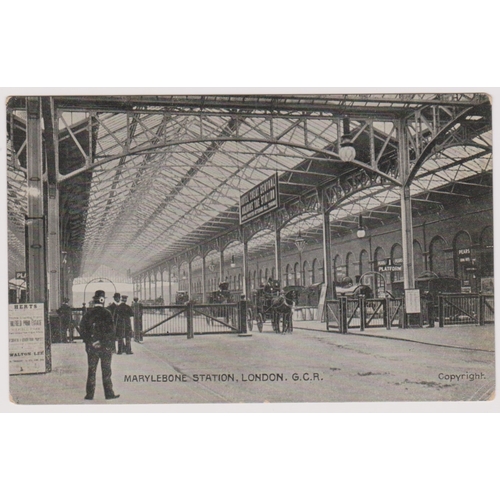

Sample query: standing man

[79,290,120,401]
[107,292,121,351]
[115,295,134,355]
[107,292,121,320]
[131,297,143,342]
[57,297,72,343]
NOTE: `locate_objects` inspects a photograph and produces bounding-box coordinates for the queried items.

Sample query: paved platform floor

[9,323,495,406]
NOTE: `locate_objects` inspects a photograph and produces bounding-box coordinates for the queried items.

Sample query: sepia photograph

[5,92,495,406]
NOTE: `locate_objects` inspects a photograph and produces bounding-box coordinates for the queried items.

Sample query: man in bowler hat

[107,292,121,321]
[79,290,120,401]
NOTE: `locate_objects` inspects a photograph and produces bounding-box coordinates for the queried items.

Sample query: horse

[270,289,297,334]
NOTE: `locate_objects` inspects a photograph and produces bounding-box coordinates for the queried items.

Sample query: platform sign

[405,289,421,314]
[9,303,46,375]
[378,258,403,273]
[240,173,279,224]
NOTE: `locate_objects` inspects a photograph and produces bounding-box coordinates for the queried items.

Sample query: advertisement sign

[240,173,279,224]
[9,303,46,375]
[458,248,472,263]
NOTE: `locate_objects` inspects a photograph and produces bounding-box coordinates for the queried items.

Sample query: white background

[1,1,499,498]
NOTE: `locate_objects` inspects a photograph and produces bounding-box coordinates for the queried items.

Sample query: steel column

[201,256,207,303]
[44,97,62,312]
[219,249,225,284]
[274,216,282,284]
[47,188,61,310]
[26,97,46,304]
[188,261,192,297]
[168,267,172,305]
[319,188,335,300]
[398,121,416,290]
[242,239,249,299]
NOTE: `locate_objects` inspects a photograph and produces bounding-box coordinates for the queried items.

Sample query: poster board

[317,283,328,323]
[9,303,46,375]
[405,289,421,314]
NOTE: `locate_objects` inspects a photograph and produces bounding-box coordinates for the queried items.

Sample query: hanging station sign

[377,258,403,273]
[240,173,279,224]
[9,303,46,375]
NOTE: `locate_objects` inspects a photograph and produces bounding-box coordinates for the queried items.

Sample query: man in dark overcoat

[57,298,72,343]
[115,295,134,355]
[107,292,121,321]
[79,290,120,401]
[107,292,121,351]
[131,297,143,342]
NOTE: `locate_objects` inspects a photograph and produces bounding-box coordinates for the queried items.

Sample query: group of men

[79,290,142,401]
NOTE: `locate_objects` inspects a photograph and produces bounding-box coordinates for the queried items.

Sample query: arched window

[359,250,369,277]
[413,240,425,279]
[454,231,472,282]
[271,267,275,279]
[285,264,290,286]
[303,260,310,286]
[258,269,263,287]
[294,262,300,286]
[264,268,269,281]
[390,243,403,283]
[346,252,354,278]
[311,258,317,285]
[429,236,447,276]
[253,270,257,289]
[238,274,241,290]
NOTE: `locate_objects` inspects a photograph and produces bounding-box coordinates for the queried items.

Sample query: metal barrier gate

[69,300,247,339]
[141,305,189,335]
[438,294,494,326]
[142,301,245,336]
[326,296,404,333]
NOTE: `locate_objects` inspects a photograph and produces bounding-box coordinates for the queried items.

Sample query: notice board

[318,283,328,323]
[405,289,421,314]
[9,303,46,374]
[240,173,279,224]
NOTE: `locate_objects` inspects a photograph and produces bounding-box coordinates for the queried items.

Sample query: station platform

[293,319,495,352]
[8,322,495,407]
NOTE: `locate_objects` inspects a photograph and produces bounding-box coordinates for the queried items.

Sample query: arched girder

[219,228,244,252]
[202,239,222,257]
[59,136,401,187]
[242,211,277,241]
[323,169,387,215]
[276,191,320,231]
[405,102,491,187]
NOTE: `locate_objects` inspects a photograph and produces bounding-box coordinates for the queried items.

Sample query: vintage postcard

[5,92,495,407]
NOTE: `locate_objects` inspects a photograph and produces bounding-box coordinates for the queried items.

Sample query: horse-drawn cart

[248,279,296,333]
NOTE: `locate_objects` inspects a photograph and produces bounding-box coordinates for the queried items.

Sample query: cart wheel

[257,313,264,333]
[247,309,253,331]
